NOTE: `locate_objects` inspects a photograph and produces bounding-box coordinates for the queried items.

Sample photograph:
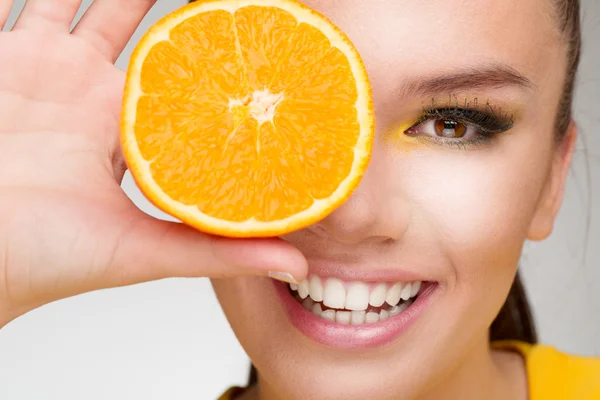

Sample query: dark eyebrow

[397,65,536,98]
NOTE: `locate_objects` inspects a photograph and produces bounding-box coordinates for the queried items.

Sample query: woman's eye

[434,119,467,138]
[407,118,478,140]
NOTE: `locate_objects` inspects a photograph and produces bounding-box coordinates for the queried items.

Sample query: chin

[211,271,486,399]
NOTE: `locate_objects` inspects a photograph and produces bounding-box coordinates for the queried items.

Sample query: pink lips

[274,280,436,349]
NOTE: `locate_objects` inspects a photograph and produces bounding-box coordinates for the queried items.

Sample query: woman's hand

[0,0,306,327]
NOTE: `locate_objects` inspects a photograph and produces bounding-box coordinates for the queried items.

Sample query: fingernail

[268,271,299,284]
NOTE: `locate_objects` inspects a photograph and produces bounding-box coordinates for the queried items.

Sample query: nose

[312,142,411,245]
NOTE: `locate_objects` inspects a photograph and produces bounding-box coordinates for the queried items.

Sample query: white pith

[229,90,285,125]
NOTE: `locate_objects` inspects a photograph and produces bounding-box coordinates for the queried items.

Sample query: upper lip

[305,258,435,283]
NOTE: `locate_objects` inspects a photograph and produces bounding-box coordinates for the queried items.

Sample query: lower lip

[274,280,437,349]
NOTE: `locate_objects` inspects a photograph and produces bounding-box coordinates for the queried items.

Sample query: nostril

[312,193,411,245]
[311,223,397,246]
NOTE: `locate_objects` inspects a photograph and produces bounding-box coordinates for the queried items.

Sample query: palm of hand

[0,1,165,322]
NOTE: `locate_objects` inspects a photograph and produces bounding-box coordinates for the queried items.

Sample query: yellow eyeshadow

[383,122,431,153]
[382,97,524,153]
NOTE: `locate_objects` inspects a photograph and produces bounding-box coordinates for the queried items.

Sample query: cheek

[406,151,547,254]
[384,143,552,340]
[212,278,257,341]
[212,277,271,328]
[211,277,293,362]
[395,144,551,301]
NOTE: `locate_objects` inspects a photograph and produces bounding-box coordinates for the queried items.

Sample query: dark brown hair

[188,0,583,384]
[491,0,581,344]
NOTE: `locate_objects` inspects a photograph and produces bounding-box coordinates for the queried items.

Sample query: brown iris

[434,119,467,138]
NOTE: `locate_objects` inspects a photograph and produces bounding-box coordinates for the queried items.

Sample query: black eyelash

[403,101,515,149]
[409,107,514,136]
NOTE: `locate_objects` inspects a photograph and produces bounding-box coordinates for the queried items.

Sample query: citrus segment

[198,117,260,222]
[254,122,313,221]
[234,6,298,89]
[121,0,374,237]
[169,10,249,97]
[268,23,335,93]
[150,113,233,205]
[134,95,174,160]
[273,101,359,199]
[140,41,197,97]
[286,47,358,104]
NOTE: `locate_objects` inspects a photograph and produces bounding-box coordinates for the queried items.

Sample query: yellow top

[218,342,600,400]
[219,387,246,400]
[495,341,600,400]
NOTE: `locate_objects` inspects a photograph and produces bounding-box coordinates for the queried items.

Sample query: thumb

[105,213,308,287]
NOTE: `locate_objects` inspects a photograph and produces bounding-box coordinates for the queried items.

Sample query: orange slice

[121,0,374,238]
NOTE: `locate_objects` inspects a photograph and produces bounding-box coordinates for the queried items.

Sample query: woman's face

[212,0,574,398]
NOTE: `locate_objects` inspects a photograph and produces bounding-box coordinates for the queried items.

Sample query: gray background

[0,0,598,399]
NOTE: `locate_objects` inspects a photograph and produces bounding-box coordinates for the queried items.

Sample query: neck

[248,336,527,400]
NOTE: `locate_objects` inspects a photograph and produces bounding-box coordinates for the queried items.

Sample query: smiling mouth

[274,273,436,348]
[288,277,423,325]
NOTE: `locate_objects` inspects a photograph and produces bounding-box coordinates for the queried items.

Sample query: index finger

[0,0,14,31]
[72,0,157,62]
[101,212,308,287]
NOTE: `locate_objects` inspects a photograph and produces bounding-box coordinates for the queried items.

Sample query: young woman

[0,0,597,399]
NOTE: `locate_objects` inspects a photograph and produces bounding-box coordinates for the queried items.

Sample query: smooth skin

[0,1,577,400]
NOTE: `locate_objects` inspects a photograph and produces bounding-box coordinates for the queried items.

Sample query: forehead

[300,0,562,90]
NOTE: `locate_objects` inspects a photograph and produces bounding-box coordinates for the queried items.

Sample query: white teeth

[369,283,387,307]
[410,281,421,297]
[345,282,370,311]
[302,297,314,310]
[379,309,389,321]
[336,311,352,325]
[305,300,415,324]
[323,278,346,309]
[312,302,323,315]
[400,283,412,301]
[388,300,412,317]
[298,280,309,299]
[385,282,403,306]
[309,275,323,302]
[351,311,366,325]
[389,305,401,316]
[321,309,336,322]
[398,301,411,312]
[293,277,423,325]
[365,312,380,324]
